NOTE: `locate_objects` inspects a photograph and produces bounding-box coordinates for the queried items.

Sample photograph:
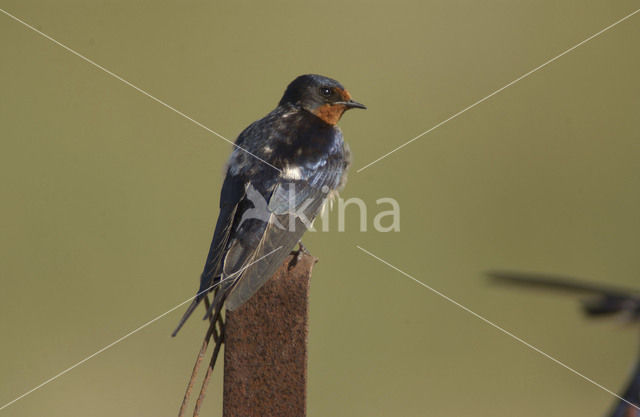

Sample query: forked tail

[177,296,226,417]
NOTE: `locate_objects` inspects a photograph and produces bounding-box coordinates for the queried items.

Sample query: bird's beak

[338,100,367,110]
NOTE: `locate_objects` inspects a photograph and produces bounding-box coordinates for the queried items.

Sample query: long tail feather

[177,327,215,417]
[172,297,202,337]
[193,321,225,417]
[177,293,227,417]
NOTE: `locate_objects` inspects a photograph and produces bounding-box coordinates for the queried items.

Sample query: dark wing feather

[199,173,247,292]
[608,359,640,416]
[487,271,640,321]
[221,160,344,310]
[487,271,639,298]
[171,173,246,336]
[489,271,640,413]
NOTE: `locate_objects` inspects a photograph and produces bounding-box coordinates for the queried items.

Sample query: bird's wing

[488,271,640,321]
[200,173,248,289]
[171,173,247,336]
[608,358,640,416]
[488,271,639,298]
[221,159,345,310]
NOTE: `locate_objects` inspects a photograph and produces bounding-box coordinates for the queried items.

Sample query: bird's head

[279,74,366,125]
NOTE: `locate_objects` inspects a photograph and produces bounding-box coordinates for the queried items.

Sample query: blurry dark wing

[489,271,640,414]
[488,271,640,320]
[223,161,344,310]
[608,359,640,416]
[487,271,639,298]
[171,173,247,336]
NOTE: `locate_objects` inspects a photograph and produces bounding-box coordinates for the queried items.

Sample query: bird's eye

[320,87,332,97]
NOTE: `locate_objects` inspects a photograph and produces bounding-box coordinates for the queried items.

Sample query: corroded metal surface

[223,253,316,417]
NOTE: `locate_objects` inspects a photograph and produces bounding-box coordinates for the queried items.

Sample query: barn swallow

[173,74,364,416]
[488,271,640,416]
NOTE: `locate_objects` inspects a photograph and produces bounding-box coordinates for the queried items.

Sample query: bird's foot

[289,241,311,269]
[297,241,310,255]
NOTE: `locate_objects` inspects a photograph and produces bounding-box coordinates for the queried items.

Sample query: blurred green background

[1,1,639,416]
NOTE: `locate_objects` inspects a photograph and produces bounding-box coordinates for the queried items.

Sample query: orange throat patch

[313,103,347,125]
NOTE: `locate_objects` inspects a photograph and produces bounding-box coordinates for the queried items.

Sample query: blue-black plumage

[172,74,365,336]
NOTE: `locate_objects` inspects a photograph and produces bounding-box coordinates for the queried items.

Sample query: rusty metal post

[223,252,317,417]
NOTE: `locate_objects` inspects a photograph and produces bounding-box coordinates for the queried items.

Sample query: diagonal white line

[0,7,281,173]
[355,245,640,412]
[0,246,283,412]
[356,7,640,173]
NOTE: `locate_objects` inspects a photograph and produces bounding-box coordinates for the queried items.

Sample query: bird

[173,74,365,416]
[488,271,640,416]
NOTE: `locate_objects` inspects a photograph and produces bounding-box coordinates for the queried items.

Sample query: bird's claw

[288,241,310,269]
